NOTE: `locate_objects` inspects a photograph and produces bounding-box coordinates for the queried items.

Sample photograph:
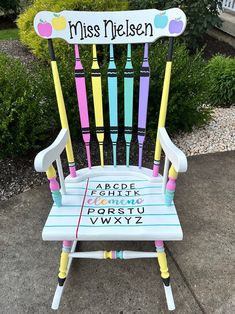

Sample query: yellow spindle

[157,251,170,279]
[91,44,104,167]
[169,165,178,179]
[154,61,172,163]
[58,251,69,279]
[46,164,56,179]
[51,61,76,176]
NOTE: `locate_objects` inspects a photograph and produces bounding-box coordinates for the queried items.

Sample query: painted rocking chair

[34,8,188,311]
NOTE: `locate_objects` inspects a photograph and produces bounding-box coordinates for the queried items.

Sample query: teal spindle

[124,44,134,167]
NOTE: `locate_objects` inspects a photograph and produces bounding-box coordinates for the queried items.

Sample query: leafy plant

[129,0,223,50]
[17,0,128,62]
[0,0,21,16]
[206,55,235,106]
[0,53,55,158]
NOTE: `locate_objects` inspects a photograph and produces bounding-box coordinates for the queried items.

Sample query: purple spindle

[137,43,150,168]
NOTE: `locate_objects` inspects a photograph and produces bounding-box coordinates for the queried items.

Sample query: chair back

[34,8,186,177]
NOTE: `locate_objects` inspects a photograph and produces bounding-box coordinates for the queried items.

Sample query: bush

[0,43,210,158]
[0,53,56,158]
[129,0,222,50]
[42,41,211,140]
[17,0,128,62]
[206,55,235,107]
[0,0,21,16]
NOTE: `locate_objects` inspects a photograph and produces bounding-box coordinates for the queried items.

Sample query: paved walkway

[1,151,234,313]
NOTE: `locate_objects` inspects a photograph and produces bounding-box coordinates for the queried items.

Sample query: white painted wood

[158,128,187,173]
[34,129,68,172]
[65,165,163,183]
[162,156,170,193]
[70,251,105,259]
[69,251,158,259]
[163,285,175,311]
[122,251,157,259]
[34,9,187,44]
[51,240,77,310]
[51,285,63,310]
[56,157,66,195]
[41,172,183,241]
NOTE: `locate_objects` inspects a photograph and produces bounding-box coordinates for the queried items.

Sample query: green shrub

[43,41,211,140]
[0,53,56,158]
[206,55,235,107]
[0,41,211,158]
[129,0,222,50]
[0,0,21,16]
[135,42,211,134]
[17,0,128,62]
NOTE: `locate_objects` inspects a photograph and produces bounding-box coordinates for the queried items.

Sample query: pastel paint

[108,44,118,167]
[74,44,91,168]
[154,12,168,29]
[49,40,76,177]
[38,20,52,37]
[86,197,144,206]
[52,14,67,31]
[165,165,178,206]
[138,43,150,168]
[46,165,62,207]
[58,251,69,281]
[124,44,134,167]
[91,44,104,167]
[153,38,174,177]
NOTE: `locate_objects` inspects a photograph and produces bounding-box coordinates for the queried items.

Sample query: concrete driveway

[1,151,234,313]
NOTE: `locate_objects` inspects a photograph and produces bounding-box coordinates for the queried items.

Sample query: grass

[0,28,19,40]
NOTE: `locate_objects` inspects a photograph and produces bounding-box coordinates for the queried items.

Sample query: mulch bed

[202,33,235,59]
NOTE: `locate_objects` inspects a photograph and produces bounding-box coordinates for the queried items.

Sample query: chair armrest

[34,128,68,172]
[158,127,187,173]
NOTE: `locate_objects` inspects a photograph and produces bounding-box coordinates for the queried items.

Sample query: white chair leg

[163,284,175,311]
[155,240,176,311]
[51,240,77,310]
[52,285,64,310]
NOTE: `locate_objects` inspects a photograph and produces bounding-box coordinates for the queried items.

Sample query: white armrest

[158,127,187,173]
[34,129,68,172]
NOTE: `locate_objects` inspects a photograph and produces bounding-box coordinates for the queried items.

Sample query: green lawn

[0,28,19,40]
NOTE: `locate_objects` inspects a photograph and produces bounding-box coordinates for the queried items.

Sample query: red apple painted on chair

[169,18,183,34]
[154,12,168,29]
[37,20,52,37]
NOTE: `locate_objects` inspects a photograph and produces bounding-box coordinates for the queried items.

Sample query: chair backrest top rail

[34,9,186,44]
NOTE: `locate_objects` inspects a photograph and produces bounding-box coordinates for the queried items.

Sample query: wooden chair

[34,8,188,311]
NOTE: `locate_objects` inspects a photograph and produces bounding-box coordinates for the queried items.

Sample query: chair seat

[42,166,183,241]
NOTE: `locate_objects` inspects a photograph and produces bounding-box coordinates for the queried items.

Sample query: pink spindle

[74,44,92,169]
[63,240,72,248]
[166,177,176,191]
[155,240,164,248]
[49,177,60,191]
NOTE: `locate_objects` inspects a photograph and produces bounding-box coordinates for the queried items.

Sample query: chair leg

[51,240,77,310]
[155,240,175,311]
